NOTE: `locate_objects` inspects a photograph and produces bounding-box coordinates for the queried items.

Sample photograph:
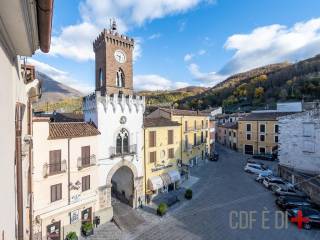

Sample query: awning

[168,170,181,183]
[160,173,172,186]
[148,176,164,191]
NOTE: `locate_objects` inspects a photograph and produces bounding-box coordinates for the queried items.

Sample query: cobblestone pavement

[92,145,320,240]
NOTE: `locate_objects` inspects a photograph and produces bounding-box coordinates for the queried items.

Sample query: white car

[262,176,293,189]
[244,163,272,175]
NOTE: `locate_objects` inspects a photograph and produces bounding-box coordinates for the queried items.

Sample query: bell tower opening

[93,20,134,96]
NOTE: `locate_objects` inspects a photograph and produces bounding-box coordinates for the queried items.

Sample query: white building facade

[83,23,145,223]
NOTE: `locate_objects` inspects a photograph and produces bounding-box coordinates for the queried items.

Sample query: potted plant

[81,222,94,237]
[65,231,78,240]
[185,189,193,200]
[157,203,168,216]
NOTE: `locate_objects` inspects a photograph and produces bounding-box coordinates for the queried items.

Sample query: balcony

[110,144,137,158]
[43,160,67,178]
[77,154,96,170]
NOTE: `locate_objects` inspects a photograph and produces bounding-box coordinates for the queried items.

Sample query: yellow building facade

[237,112,291,155]
[143,117,182,200]
[147,108,210,168]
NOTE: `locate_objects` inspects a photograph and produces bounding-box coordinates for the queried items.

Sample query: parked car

[263,176,293,190]
[275,196,312,210]
[244,163,272,175]
[252,153,276,161]
[255,172,273,183]
[287,207,320,230]
[209,152,219,161]
[273,185,308,198]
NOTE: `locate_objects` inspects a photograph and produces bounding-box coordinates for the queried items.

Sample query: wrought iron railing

[77,154,96,169]
[109,144,137,158]
[43,160,67,178]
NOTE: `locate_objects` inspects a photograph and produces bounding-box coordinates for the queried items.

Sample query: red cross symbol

[290,209,310,229]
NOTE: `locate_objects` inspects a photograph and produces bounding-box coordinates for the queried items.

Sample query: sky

[30,0,320,93]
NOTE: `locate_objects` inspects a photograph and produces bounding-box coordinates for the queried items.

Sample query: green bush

[65,231,78,240]
[82,222,93,233]
[157,203,168,216]
[185,189,193,200]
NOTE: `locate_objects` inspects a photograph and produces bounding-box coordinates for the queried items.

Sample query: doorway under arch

[110,166,134,207]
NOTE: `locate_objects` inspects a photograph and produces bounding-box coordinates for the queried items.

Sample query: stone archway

[100,160,143,210]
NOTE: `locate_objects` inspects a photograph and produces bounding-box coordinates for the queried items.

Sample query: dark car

[252,153,276,161]
[275,196,312,210]
[287,207,320,230]
[273,185,308,198]
[209,152,219,161]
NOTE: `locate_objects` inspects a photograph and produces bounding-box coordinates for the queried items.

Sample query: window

[224,130,227,134]
[233,132,236,138]
[194,133,197,145]
[116,128,129,154]
[168,130,174,145]
[185,121,188,132]
[275,136,278,143]
[99,68,103,87]
[194,120,197,130]
[246,124,251,132]
[275,124,279,134]
[259,147,265,154]
[49,150,61,174]
[246,134,251,140]
[303,123,314,137]
[206,120,208,128]
[260,135,265,142]
[229,131,231,136]
[149,151,156,163]
[205,131,208,139]
[202,120,204,129]
[168,148,174,158]
[260,124,266,133]
[149,131,156,147]
[51,183,62,202]
[185,135,189,150]
[82,175,90,192]
[303,141,315,153]
[116,68,125,87]
[201,132,204,143]
[81,146,90,166]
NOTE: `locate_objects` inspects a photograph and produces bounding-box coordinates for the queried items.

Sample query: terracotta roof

[239,112,296,121]
[49,122,100,139]
[160,108,209,117]
[144,117,181,128]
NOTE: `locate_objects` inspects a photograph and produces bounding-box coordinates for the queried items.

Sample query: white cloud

[178,20,187,32]
[134,74,189,91]
[148,33,162,40]
[188,63,227,86]
[198,49,206,55]
[50,0,210,61]
[184,53,194,62]
[27,59,93,94]
[221,18,320,74]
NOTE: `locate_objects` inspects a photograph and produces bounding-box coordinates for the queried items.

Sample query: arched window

[99,68,103,87]
[116,128,129,154]
[116,68,125,88]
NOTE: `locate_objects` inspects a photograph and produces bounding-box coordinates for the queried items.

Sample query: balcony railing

[109,144,137,158]
[43,160,67,178]
[77,154,96,170]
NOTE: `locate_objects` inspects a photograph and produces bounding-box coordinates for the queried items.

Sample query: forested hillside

[177,55,320,112]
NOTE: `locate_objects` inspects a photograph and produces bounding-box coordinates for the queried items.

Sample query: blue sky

[30,0,320,93]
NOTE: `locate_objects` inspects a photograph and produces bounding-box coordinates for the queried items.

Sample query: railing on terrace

[109,144,137,158]
[77,154,96,170]
[43,160,67,178]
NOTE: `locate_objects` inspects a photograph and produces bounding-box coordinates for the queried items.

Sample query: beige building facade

[32,118,100,239]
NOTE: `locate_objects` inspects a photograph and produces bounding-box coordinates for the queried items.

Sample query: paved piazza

[88,145,320,240]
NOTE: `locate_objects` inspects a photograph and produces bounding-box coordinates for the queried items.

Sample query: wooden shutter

[82,175,90,192]
[168,130,173,145]
[49,150,61,174]
[51,184,62,202]
[81,146,90,165]
[149,131,156,147]
[168,148,174,158]
[149,151,156,163]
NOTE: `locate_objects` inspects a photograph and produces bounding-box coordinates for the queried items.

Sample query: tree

[254,87,264,98]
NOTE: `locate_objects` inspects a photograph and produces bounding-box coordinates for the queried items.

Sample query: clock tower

[93,20,134,95]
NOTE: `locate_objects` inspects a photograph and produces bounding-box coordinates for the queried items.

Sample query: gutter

[36,0,54,53]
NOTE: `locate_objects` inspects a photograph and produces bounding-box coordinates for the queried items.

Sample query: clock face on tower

[114,49,126,63]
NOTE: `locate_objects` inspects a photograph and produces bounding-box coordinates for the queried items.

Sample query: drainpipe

[68,138,71,205]
[143,128,147,204]
[27,101,33,240]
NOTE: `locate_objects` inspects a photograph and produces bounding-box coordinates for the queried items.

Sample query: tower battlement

[93,29,134,52]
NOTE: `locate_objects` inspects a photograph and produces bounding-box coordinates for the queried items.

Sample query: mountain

[36,71,83,103]
[138,86,207,107]
[34,72,84,113]
[177,55,320,112]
